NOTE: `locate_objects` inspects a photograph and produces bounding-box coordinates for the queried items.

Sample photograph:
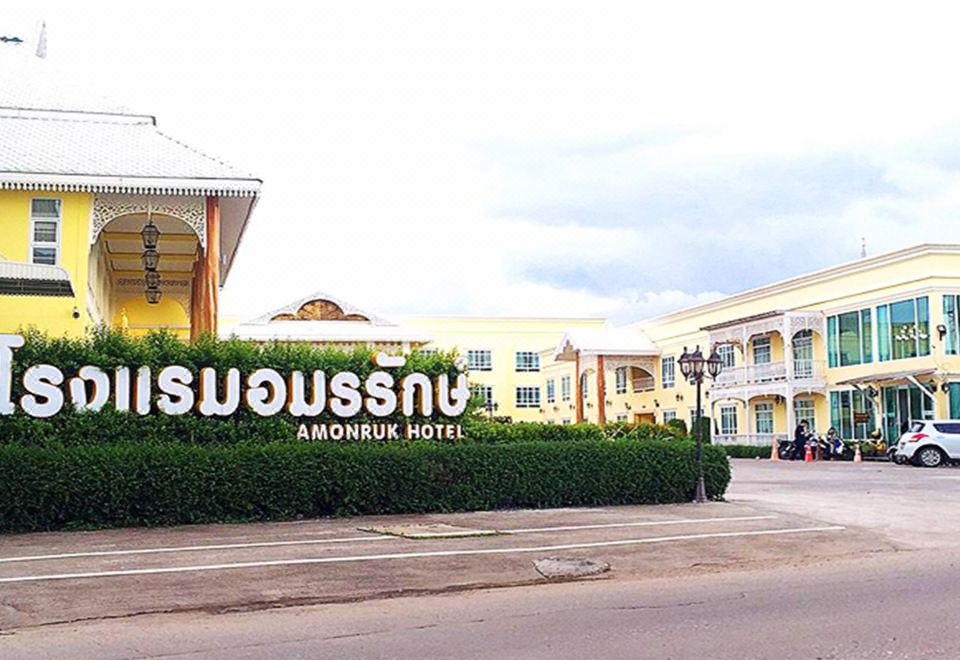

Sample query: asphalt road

[2,460,957,659]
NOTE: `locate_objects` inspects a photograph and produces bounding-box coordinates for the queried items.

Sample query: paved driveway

[727,458,960,548]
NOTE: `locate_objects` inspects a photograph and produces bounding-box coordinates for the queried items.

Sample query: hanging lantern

[141,219,160,250]
[142,248,160,271]
[144,270,160,289]
[144,288,162,305]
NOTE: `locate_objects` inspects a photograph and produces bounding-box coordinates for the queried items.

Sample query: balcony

[713,359,825,388]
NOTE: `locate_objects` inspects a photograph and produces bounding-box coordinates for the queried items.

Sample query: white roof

[224,320,431,344]
[0,109,260,197]
[227,292,432,344]
[249,291,391,325]
[554,327,661,361]
[0,259,70,282]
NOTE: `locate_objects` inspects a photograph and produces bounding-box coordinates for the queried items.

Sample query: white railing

[713,433,788,447]
[713,360,825,387]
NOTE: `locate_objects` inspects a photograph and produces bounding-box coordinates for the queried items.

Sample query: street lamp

[678,345,724,503]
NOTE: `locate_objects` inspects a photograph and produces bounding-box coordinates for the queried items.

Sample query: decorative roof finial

[35,20,47,59]
[861,237,867,259]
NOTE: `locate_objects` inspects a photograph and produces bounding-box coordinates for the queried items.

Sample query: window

[876,296,930,361]
[515,386,540,408]
[718,344,736,369]
[418,348,438,357]
[471,385,494,408]
[755,402,774,434]
[580,372,589,398]
[661,356,675,388]
[560,375,571,401]
[615,367,628,394]
[467,350,492,371]
[944,295,960,355]
[29,199,62,266]
[662,409,677,424]
[933,423,960,434]
[752,336,771,364]
[561,417,572,426]
[794,398,815,429]
[827,308,872,367]
[720,405,738,435]
[830,390,871,440]
[615,413,629,423]
[515,351,540,372]
[546,378,556,403]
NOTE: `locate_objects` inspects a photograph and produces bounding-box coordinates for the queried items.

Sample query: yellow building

[540,243,960,444]
[0,74,261,340]
[397,316,606,422]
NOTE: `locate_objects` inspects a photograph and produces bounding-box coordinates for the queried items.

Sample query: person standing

[793,420,809,460]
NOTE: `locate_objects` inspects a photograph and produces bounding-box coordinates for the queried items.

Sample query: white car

[895,420,960,467]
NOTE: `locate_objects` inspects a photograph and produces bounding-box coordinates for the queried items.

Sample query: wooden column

[189,253,203,342]
[575,352,583,423]
[596,355,607,426]
[192,197,221,340]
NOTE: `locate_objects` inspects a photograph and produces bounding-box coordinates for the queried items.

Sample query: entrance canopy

[552,327,660,362]
[835,369,937,386]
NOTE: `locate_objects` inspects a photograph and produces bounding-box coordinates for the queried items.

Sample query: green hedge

[721,445,772,459]
[0,440,731,532]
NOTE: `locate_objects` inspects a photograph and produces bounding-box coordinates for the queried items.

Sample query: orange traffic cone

[770,437,780,461]
[804,444,813,463]
[854,444,862,463]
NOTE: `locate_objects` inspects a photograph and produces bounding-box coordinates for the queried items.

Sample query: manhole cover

[359,523,502,539]
[533,557,611,579]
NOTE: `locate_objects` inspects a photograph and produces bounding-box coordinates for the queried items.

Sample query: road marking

[504,514,777,534]
[0,515,776,564]
[0,535,394,564]
[0,525,844,584]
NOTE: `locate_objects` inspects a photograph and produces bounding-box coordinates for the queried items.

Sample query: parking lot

[0,459,954,635]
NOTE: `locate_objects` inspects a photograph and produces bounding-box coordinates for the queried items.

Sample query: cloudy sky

[6,2,960,323]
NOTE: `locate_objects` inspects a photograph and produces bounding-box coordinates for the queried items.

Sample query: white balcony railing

[713,433,788,447]
[713,359,824,387]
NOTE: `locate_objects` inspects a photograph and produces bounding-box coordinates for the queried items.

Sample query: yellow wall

[398,316,605,422]
[0,191,92,337]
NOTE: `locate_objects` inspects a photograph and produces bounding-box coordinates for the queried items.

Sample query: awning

[834,369,937,386]
[0,260,74,297]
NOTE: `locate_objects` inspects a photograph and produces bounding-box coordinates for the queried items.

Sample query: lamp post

[678,345,724,503]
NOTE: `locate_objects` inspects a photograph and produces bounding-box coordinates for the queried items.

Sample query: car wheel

[915,446,944,468]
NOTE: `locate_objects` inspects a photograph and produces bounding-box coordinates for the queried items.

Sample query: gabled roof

[226,292,432,344]
[553,327,660,361]
[0,109,260,197]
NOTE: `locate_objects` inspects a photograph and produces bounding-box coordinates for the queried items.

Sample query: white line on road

[0,525,844,584]
[504,515,777,534]
[0,535,394,564]
[0,515,776,565]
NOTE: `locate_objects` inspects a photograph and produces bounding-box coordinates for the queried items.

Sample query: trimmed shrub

[721,445,771,459]
[0,440,731,532]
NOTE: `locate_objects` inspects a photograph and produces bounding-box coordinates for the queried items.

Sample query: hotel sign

[0,335,468,437]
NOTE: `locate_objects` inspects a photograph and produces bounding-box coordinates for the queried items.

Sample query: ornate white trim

[602,355,658,375]
[0,173,259,198]
[91,194,206,247]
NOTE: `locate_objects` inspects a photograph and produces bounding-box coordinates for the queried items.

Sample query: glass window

[827,315,838,368]
[949,383,960,419]
[877,304,891,361]
[876,297,930,361]
[755,402,774,434]
[29,198,61,266]
[515,351,540,372]
[661,356,675,388]
[861,309,873,363]
[720,405,738,435]
[615,413,629,422]
[471,385,494,408]
[662,409,677,423]
[615,367,627,394]
[580,372,588,398]
[466,350,492,371]
[515,386,540,408]
[561,417,571,426]
[718,344,736,368]
[753,337,771,364]
[560,376,571,401]
[545,379,556,403]
[838,311,862,366]
[944,296,959,355]
[794,398,815,428]
[830,390,870,439]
